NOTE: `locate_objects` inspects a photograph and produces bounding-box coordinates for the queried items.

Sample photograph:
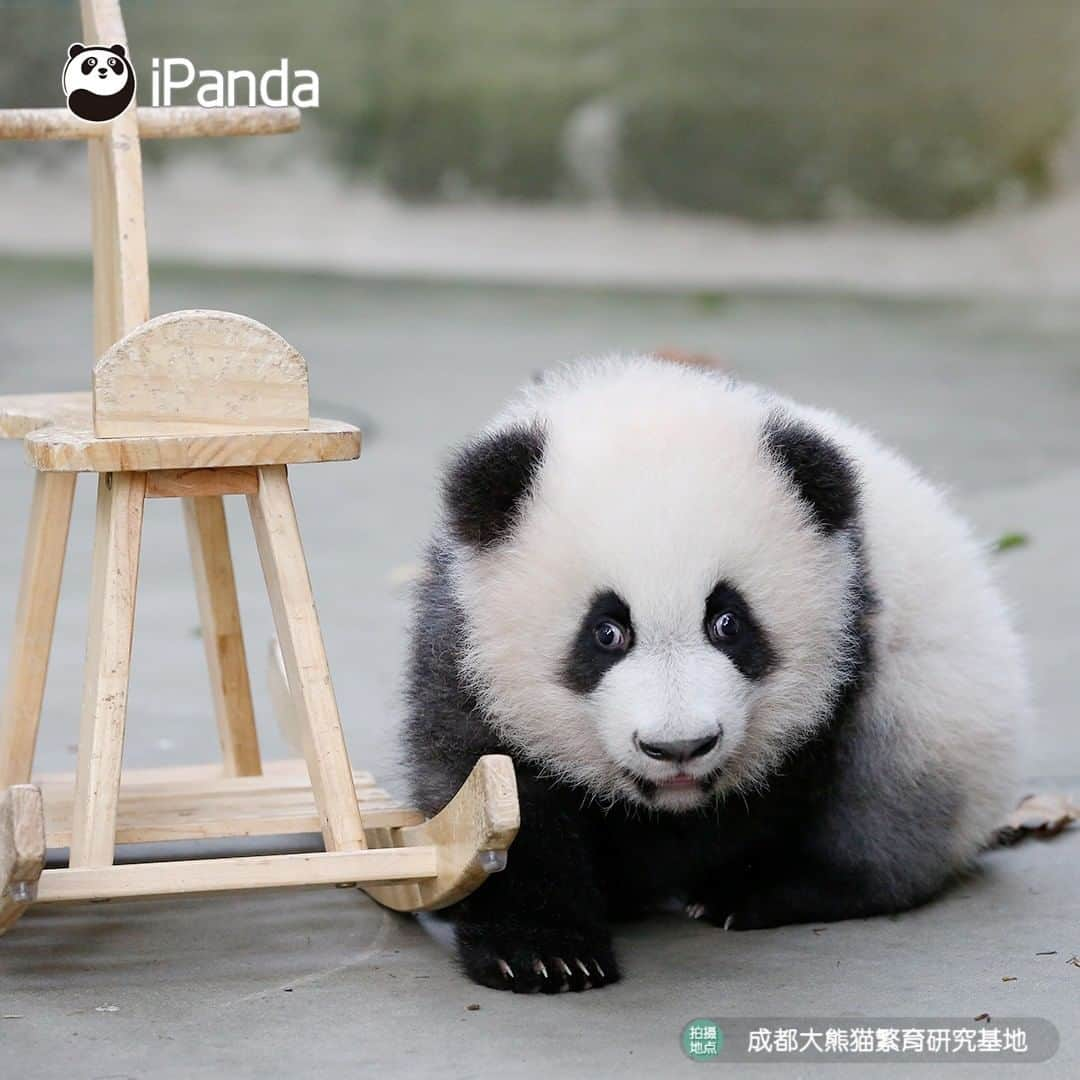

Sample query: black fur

[702,582,776,680]
[561,590,634,694]
[398,525,965,995]
[762,413,858,534]
[442,424,546,549]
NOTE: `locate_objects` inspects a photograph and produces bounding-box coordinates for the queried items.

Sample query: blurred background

[7,0,1080,221]
[1,0,1078,798]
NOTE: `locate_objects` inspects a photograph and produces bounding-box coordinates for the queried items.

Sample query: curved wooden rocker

[0,0,518,938]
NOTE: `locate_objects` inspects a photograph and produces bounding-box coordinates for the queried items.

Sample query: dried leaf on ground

[994,792,1080,847]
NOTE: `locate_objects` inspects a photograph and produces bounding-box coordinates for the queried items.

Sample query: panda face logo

[63,43,136,123]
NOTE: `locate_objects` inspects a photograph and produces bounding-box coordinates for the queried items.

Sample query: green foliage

[5,0,1079,220]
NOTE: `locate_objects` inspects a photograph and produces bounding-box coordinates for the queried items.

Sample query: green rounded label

[683,1019,723,1061]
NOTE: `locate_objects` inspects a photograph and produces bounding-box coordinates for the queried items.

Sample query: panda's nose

[635,731,720,763]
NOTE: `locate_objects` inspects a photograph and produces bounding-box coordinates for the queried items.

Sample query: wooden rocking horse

[0,0,517,936]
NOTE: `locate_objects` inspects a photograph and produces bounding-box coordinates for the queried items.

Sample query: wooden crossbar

[145,468,259,499]
[0,106,301,142]
[36,848,439,902]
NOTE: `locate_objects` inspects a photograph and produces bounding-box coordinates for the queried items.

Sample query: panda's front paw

[685,899,774,931]
[455,920,620,993]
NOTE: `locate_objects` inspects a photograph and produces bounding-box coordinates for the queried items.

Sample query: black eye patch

[562,590,633,694]
[82,56,97,75]
[703,582,776,681]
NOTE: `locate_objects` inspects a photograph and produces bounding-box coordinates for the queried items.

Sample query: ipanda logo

[61,42,319,120]
[150,58,319,109]
[63,43,136,123]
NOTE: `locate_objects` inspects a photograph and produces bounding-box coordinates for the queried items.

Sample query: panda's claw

[686,902,707,920]
[455,921,620,993]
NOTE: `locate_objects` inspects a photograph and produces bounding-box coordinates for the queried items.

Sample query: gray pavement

[0,256,1077,1078]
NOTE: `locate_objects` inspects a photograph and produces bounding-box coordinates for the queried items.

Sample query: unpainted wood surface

[183,495,261,776]
[0,472,77,787]
[0,393,91,440]
[364,755,519,912]
[34,760,375,803]
[81,0,126,42]
[0,897,28,935]
[0,785,45,935]
[76,0,148,356]
[2,394,357,472]
[43,771,423,846]
[93,310,310,437]
[1,785,45,892]
[36,846,438,903]
[25,415,361,473]
[146,468,259,498]
[70,471,146,868]
[248,466,367,852]
[0,106,301,142]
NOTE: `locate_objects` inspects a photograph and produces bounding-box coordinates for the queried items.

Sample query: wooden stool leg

[0,472,77,788]
[183,495,261,777]
[70,472,146,868]
[0,785,46,934]
[247,465,366,852]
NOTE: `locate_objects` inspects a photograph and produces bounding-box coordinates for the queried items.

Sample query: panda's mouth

[626,768,722,801]
[657,772,699,790]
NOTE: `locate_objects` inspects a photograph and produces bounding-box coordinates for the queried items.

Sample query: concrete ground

[0,256,1077,1078]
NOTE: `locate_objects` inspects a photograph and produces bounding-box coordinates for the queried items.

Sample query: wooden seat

[36,758,425,847]
[27,412,360,474]
[0,370,361,476]
[0,392,91,440]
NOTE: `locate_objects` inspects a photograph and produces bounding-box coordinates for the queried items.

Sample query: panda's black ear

[68,43,86,59]
[762,412,858,534]
[109,44,127,58]
[443,423,546,548]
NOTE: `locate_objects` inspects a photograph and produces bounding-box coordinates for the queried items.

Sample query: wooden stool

[0,0,517,937]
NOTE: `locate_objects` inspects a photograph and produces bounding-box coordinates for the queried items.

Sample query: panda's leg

[695,850,945,931]
[448,775,619,993]
[691,768,964,930]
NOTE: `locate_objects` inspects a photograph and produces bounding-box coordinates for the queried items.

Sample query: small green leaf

[992,532,1031,554]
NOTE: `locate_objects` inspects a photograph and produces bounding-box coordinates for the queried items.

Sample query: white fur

[452,357,1023,849]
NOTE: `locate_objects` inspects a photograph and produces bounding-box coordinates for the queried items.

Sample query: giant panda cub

[404,356,1024,993]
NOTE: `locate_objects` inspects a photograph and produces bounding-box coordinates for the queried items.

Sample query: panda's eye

[108,57,121,71]
[593,618,630,653]
[708,611,740,645]
[82,57,96,74]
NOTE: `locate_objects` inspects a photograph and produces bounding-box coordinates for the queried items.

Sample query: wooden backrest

[80,0,150,357]
[93,310,310,437]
